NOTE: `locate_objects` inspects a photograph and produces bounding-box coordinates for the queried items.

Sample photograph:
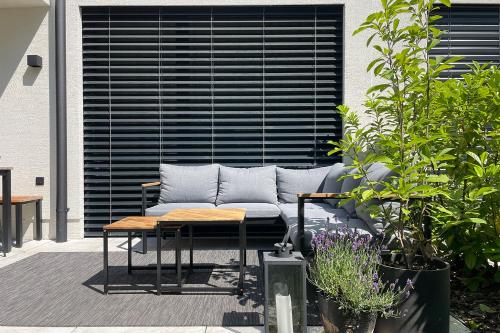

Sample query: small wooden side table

[102,216,182,295]
[158,208,247,295]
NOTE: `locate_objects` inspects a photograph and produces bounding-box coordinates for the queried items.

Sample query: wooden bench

[0,195,42,248]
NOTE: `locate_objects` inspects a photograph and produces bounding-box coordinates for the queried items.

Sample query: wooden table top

[0,195,43,204]
[103,216,180,231]
[159,208,246,224]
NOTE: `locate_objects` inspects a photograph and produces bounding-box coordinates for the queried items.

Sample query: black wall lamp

[27,55,43,68]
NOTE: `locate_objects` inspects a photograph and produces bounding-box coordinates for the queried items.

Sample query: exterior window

[82,6,343,235]
[431,5,500,78]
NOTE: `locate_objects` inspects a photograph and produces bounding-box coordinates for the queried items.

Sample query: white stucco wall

[0,6,53,241]
[1,0,498,240]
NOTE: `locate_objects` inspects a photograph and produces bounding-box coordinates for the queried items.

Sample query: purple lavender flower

[373,273,379,281]
[373,281,380,293]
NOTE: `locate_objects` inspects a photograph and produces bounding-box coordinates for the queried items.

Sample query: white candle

[275,294,293,333]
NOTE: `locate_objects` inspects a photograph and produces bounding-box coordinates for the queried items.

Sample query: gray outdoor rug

[0,241,320,326]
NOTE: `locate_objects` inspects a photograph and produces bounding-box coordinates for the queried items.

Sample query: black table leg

[176,227,182,288]
[189,224,193,271]
[2,170,12,255]
[127,232,132,274]
[142,231,148,254]
[238,221,246,295]
[35,200,42,241]
[243,220,247,267]
[15,204,22,248]
[103,231,109,294]
[156,224,161,296]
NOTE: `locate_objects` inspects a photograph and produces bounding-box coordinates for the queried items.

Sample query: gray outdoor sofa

[141,163,395,251]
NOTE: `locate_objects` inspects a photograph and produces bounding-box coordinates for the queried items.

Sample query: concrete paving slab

[73,327,205,333]
[0,327,76,333]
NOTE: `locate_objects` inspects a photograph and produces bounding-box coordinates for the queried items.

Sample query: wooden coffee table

[157,208,247,295]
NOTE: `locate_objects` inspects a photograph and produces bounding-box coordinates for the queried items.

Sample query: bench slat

[0,195,43,204]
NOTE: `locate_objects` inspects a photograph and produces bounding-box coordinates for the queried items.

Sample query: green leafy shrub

[329,0,454,269]
[431,63,500,290]
[329,0,499,287]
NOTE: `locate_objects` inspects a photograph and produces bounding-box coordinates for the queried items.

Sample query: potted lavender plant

[309,227,412,333]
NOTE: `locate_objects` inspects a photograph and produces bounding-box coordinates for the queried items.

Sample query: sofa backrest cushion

[216,165,278,204]
[322,163,349,207]
[159,164,219,204]
[276,166,331,203]
[339,168,363,216]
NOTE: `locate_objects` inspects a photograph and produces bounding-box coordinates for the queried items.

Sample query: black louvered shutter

[432,5,500,78]
[82,6,343,236]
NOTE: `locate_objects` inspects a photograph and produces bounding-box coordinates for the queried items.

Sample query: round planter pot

[375,256,450,333]
[318,292,377,333]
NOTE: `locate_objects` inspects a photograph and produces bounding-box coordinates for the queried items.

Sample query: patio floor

[0,239,470,333]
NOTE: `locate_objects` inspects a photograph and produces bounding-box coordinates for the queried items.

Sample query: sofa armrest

[142,181,161,188]
[141,181,160,215]
[297,192,351,199]
[295,192,352,254]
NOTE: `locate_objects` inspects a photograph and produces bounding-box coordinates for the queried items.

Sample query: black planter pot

[375,256,450,333]
[318,292,377,333]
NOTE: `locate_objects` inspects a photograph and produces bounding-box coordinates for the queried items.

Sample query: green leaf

[466,151,482,166]
[361,189,374,201]
[467,218,487,224]
[473,165,484,177]
[440,0,451,7]
[426,174,449,183]
[367,84,391,94]
[464,252,477,270]
[479,304,495,314]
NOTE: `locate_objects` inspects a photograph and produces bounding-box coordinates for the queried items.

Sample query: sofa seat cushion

[216,203,281,219]
[277,166,332,203]
[145,203,216,216]
[279,202,350,226]
[216,165,278,205]
[279,203,373,248]
[159,164,219,204]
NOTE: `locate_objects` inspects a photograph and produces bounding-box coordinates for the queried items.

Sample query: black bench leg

[35,200,42,241]
[103,231,109,294]
[142,231,148,254]
[15,204,22,248]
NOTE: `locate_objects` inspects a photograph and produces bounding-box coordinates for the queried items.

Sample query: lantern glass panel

[266,264,306,333]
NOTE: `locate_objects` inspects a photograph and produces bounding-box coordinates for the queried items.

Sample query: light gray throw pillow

[276,166,331,203]
[159,164,219,204]
[355,162,397,232]
[322,163,349,207]
[339,168,363,216]
[216,165,278,204]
